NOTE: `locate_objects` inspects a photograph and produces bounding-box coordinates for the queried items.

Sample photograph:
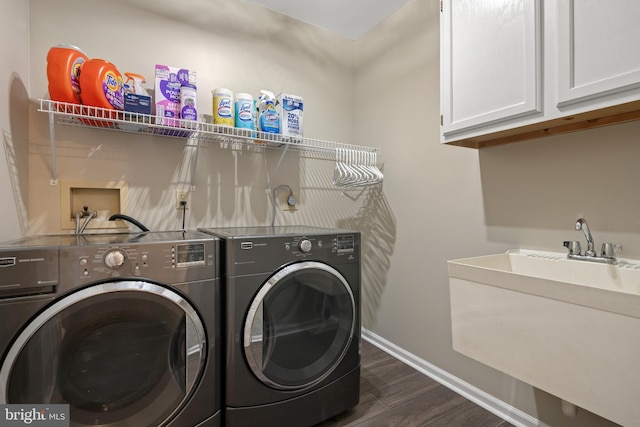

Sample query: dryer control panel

[284,234,356,256]
[223,232,360,276]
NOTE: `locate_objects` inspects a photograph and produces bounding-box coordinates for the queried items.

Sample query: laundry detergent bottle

[46,44,89,106]
[79,58,124,111]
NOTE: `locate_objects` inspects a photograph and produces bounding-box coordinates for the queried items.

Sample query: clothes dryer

[198,226,361,427]
[0,231,221,427]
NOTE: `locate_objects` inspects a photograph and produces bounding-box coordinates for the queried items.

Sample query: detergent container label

[218,98,232,118]
[157,81,181,126]
[180,83,197,121]
[260,109,280,134]
[284,103,302,134]
[70,57,85,101]
[276,93,303,139]
[159,80,181,103]
[102,70,124,110]
[235,93,254,130]
[155,65,196,127]
[212,88,234,126]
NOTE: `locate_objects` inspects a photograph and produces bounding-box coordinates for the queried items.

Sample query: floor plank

[316,340,512,427]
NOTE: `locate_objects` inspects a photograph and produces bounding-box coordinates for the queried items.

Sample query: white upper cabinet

[557,0,640,108]
[442,0,640,148]
[441,0,542,138]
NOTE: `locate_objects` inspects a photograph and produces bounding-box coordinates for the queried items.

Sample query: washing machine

[0,231,221,427]
[198,226,361,427]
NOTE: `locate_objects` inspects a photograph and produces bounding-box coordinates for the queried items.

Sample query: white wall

[0,0,29,241]
[356,0,634,426]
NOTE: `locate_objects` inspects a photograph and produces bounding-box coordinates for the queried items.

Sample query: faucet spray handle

[575,218,596,256]
[563,240,581,255]
[601,243,622,258]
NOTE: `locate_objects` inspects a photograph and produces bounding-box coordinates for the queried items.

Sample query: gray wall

[355,1,632,426]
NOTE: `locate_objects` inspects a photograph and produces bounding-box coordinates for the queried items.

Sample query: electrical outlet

[176,190,190,210]
[281,193,297,211]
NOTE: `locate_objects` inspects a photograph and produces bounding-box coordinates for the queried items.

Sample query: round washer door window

[0,281,206,427]
[244,261,355,390]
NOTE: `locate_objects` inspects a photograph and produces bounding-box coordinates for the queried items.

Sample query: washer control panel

[61,240,215,284]
[104,249,126,269]
[175,243,207,268]
[298,239,313,253]
[0,248,59,298]
[335,235,355,255]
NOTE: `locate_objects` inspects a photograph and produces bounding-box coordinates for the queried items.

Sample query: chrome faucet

[75,206,97,235]
[563,218,621,264]
[575,218,595,256]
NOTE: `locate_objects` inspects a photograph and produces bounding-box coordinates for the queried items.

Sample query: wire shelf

[38,99,378,155]
[37,99,383,189]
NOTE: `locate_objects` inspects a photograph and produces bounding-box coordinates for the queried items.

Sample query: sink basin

[450,249,640,318]
[448,249,640,426]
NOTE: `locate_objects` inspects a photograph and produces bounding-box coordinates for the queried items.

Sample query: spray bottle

[257,90,280,134]
[121,72,152,131]
[122,72,152,117]
[124,73,150,96]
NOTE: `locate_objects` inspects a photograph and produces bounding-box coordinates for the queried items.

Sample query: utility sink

[448,249,640,426]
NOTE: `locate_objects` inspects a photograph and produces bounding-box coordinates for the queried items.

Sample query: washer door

[0,281,206,427]
[244,261,355,390]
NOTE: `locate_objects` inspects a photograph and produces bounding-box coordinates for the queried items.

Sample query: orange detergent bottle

[46,44,88,107]
[79,58,125,111]
[78,58,124,126]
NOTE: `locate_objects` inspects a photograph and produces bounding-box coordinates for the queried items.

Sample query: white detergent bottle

[257,90,280,134]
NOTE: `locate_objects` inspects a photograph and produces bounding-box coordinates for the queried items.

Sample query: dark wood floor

[316,340,514,427]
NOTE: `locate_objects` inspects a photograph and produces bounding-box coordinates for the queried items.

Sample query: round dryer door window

[244,261,356,390]
[0,281,206,427]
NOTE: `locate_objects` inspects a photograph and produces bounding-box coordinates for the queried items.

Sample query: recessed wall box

[60,180,129,231]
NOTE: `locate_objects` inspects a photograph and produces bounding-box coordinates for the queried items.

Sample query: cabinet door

[441,0,542,139]
[557,0,640,108]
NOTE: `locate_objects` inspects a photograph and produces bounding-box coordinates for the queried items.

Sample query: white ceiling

[245,0,412,40]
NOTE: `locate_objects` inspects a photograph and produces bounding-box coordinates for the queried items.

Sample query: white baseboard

[361,328,550,427]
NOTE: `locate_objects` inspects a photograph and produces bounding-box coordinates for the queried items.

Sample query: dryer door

[0,281,206,427]
[244,261,356,390]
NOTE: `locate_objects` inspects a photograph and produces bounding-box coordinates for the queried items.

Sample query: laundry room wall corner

[336,185,395,330]
[0,1,29,241]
